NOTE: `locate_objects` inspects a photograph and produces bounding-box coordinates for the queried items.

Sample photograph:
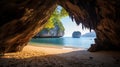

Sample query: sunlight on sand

[0,45,120,67]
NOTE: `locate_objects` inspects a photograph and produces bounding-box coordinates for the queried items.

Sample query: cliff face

[34,24,64,38]
[0,0,57,53]
[33,5,65,38]
[88,0,120,51]
[72,31,81,38]
[0,0,120,53]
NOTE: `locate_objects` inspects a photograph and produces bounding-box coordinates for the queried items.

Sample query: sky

[57,5,93,37]
[60,17,92,37]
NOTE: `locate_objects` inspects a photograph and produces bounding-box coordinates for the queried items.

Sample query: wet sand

[0,45,120,67]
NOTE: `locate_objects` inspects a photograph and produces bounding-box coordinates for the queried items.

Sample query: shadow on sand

[0,50,120,67]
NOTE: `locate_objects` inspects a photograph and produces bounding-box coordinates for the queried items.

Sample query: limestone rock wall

[34,24,64,38]
[0,0,57,53]
[0,0,120,53]
[88,0,120,51]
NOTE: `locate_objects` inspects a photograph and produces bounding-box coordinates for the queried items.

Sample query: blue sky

[60,17,91,37]
[57,5,93,37]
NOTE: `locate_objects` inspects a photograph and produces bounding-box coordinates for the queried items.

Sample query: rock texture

[0,0,120,53]
[34,24,64,38]
[0,0,57,53]
[88,0,120,51]
[72,31,81,38]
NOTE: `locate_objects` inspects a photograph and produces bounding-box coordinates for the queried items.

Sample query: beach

[0,45,120,67]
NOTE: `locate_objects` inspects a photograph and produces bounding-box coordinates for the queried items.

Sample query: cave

[0,0,120,54]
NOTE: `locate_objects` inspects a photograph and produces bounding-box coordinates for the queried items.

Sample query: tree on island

[34,6,68,38]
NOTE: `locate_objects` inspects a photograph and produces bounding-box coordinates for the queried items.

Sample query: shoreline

[28,42,87,50]
[29,37,95,50]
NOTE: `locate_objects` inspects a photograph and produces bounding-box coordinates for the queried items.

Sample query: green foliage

[44,6,68,31]
[59,7,68,17]
[44,16,54,29]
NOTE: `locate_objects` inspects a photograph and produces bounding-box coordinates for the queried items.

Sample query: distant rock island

[34,25,64,38]
[33,21,64,38]
[82,31,96,37]
[72,31,81,38]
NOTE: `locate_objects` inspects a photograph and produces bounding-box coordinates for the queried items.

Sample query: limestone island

[34,22,64,38]
[72,31,81,38]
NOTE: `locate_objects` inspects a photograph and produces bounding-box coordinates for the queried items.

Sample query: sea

[29,37,96,49]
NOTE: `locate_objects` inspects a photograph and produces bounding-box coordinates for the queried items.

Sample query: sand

[0,45,120,67]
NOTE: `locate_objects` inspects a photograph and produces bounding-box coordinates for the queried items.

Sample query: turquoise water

[29,37,96,49]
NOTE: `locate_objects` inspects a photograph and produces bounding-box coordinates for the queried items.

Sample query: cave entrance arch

[0,0,119,53]
[31,5,96,49]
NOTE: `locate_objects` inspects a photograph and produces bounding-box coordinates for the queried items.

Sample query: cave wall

[0,0,57,53]
[0,0,120,53]
[93,0,120,51]
[88,0,120,51]
[58,0,120,51]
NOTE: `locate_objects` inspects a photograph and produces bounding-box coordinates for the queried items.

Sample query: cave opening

[30,5,96,49]
[0,1,120,66]
[0,0,119,54]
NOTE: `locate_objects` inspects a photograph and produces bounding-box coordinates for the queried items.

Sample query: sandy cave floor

[0,45,120,67]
